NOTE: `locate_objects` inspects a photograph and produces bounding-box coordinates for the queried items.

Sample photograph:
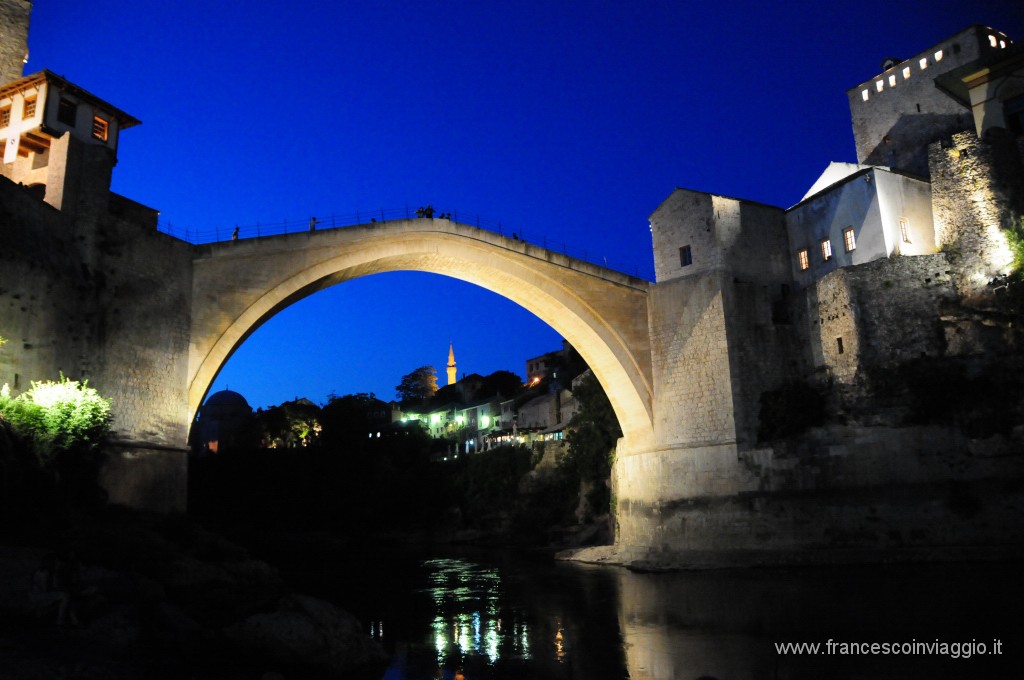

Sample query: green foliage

[1005,214,1024,278]
[564,372,621,517]
[0,376,111,459]
[395,365,438,405]
[757,380,828,442]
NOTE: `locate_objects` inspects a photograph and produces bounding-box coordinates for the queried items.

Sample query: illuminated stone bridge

[188,218,656,452]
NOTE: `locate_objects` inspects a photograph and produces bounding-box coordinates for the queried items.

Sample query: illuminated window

[679,244,692,267]
[861,89,869,101]
[876,80,884,92]
[934,49,943,62]
[843,227,856,252]
[888,75,897,87]
[0,106,9,128]
[797,248,810,271]
[1000,40,1006,49]
[902,67,911,80]
[92,116,109,141]
[919,58,928,70]
[899,217,910,243]
[22,96,35,119]
[820,239,832,261]
[57,97,77,126]
[989,35,998,48]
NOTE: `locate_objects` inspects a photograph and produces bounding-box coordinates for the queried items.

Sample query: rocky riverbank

[0,510,386,679]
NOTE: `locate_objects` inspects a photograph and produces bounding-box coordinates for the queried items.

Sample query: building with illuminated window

[649,23,1023,400]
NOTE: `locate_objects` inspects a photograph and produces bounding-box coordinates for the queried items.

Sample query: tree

[396,366,438,405]
[564,372,621,519]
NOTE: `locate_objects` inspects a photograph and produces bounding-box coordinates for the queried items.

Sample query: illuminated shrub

[0,376,112,460]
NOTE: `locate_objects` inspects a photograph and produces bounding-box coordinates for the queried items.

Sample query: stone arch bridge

[188,218,656,452]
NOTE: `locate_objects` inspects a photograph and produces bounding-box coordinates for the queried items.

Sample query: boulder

[223,594,387,678]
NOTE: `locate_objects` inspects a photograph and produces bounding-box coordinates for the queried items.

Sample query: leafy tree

[255,398,321,448]
[396,366,438,405]
[319,392,392,446]
[564,372,621,517]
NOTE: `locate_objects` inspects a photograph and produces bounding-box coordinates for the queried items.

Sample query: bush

[0,377,112,461]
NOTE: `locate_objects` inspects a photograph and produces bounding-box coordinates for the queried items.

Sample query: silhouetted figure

[231,226,239,240]
[424,204,435,218]
[309,217,318,231]
[512,232,518,240]
[416,206,425,218]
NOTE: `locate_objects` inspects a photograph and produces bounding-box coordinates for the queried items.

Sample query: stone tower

[0,0,30,85]
[447,343,457,386]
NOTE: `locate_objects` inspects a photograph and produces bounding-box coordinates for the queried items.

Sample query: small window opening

[989,35,998,48]
[934,49,943,62]
[902,66,911,80]
[22,96,36,119]
[861,89,869,102]
[679,245,692,267]
[57,97,77,126]
[899,217,911,243]
[919,57,928,70]
[836,337,845,355]
[820,239,832,261]
[797,248,810,271]
[876,80,884,92]
[888,74,897,87]
[0,106,10,128]
[843,227,856,252]
[92,116,109,141]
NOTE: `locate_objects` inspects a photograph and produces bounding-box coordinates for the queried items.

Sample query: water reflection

[421,558,533,673]
[279,546,1019,679]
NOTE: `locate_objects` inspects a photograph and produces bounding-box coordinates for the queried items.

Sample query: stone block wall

[0,0,29,85]
[646,273,737,450]
[929,129,1024,298]
[800,254,956,385]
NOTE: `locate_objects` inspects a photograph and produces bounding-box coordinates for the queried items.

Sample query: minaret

[447,343,457,386]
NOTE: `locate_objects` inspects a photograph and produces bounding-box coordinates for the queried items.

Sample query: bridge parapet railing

[158,207,654,280]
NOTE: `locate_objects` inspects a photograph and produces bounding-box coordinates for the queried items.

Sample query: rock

[223,594,387,678]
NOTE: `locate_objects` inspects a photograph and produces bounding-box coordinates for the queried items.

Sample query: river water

[276,544,1020,679]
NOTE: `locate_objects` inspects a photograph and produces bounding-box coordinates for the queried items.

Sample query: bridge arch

[188,220,654,448]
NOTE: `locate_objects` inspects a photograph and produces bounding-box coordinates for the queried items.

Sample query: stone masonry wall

[929,129,1024,298]
[0,0,29,85]
[646,273,736,449]
[802,254,956,385]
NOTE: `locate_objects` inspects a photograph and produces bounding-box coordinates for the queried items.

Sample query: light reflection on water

[283,547,1020,680]
[407,558,535,674]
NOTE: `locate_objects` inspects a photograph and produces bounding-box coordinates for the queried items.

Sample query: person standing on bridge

[309,217,318,231]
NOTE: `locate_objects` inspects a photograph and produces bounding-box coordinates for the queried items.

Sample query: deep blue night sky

[24,1,1024,408]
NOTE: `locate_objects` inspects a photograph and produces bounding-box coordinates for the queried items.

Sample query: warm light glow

[843,227,856,252]
[888,74,896,87]
[876,79,884,92]
[989,35,998,48]
[919,57,928,70]
[861,89,869,101]
[902,66,910,80]
[797,248,810,271]
[934,49,943,62]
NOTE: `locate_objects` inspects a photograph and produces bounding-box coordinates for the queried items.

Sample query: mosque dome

[204,389,251,411]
